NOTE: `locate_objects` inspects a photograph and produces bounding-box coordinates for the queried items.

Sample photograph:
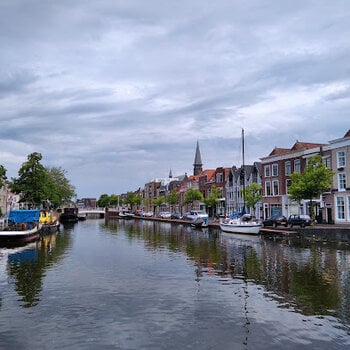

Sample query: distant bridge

[78,208,106,218]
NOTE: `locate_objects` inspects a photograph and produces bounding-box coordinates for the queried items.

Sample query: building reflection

[109,219,350,323]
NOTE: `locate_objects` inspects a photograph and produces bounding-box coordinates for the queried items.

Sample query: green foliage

[203,186,221,217]
[289,155,333,202]
[97,194,110,207]
[11,152,50,207]
[10,153,76,208]
[289,155,333,219]
[153,197,164,207]
[46,166,76,207]
[133,193,142,207]
[0,165,7,188]
[121,191,142,210]
[166,190,179,206]
[184,188,204,207]
[109,194,120,206]
[241,183,262,210]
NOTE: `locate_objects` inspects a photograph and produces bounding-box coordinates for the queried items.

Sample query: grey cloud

[1,0,350,197]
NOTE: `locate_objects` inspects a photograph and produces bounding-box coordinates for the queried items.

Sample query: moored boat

[59,207,78,223]
[0,210,42,246]
[40,210,60,233]
[220,128,262,235]
[220,214,262,235]
[191,217,209,228]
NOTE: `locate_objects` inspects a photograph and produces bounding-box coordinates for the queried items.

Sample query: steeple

[169,168,173,178]
[193,140,203,176]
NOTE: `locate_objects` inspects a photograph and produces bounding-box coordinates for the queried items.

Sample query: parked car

[135,210,153,217]
[184,210,208,221]
[171,212,182,219]
[159,211,172,219]
[263,215,288,227]
[287,214,312,227]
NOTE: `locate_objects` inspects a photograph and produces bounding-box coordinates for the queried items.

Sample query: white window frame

[272,180,279,196]
[338,173,346,192]
[272,164,278,177]
[264,165,270,177]
[337,151,346,168]
[216,173,223,183]
[294,159,301,173]
[265,181,271,196]
[285,161,291,175]
[322,156,331,169]
[336,196,345,220]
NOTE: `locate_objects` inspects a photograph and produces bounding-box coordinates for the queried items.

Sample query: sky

[1,0,349,199]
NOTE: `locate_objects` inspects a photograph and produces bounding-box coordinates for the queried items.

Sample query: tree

[166,190,179,212]
[204,186,221,217]
[124,191,141,211]
[97,194,110,208]
[46,166,76,207]
[11,152,51,208]
[0,165,7,189]
[288,155,333,221]
[153,197,164,216]
[184,188,203,209]
[109,194,120,207]
[241,183,262,215]
[133,193,142,208]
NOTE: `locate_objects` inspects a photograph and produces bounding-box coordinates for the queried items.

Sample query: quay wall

[105,209,350,243]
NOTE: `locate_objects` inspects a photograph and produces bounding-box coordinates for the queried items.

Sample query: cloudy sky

[1,0,349,198]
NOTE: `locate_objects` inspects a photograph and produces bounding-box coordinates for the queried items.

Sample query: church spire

[169,168,173,178]
[193,140,203,176]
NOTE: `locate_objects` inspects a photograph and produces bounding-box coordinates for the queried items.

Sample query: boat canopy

[9,210,40,223]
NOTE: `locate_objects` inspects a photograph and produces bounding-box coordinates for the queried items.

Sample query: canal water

[0,219,349,350]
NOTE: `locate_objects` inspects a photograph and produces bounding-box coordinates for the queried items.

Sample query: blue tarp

[9,210,40,223]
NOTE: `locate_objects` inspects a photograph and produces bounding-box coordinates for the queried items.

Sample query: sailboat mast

[242,128,246,213]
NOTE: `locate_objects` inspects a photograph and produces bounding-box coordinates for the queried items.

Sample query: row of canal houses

[134,130,350,225]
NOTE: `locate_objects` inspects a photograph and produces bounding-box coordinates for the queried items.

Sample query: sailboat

[220,129,262,235]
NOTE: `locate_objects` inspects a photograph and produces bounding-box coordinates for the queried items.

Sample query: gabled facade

[198,167,230,216]
[260,141,325,220]
[225,162,262,217]
[322,130,350,224]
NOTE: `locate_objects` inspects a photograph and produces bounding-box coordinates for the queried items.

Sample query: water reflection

[106,219,350,328]
[3,230,72,308]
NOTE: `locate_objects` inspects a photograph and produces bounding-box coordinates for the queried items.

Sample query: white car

[159,212,172,219]
[185,210,208,221]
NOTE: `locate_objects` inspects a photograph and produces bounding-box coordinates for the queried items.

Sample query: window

[348,196,350,219]
[272,180,279,195]
[286,179,292,194]
[272,164,278,177]
[338,173,346,191]
[336,196,345,220]
[294,159,301,173]
[322,156,331,169]
[337,151,346,168]
[285,161,291,175]
[216,173,223,183]
[265,181,271,196]
[264,165,270,177]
